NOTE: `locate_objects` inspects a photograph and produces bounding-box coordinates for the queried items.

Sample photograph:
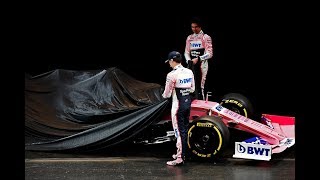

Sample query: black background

[23,8,300,117]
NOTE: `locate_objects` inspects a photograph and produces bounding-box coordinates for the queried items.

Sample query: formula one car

[132,93,295,161]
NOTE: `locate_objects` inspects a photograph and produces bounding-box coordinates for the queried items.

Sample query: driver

[162,51,195,166]
[184,17,213,100]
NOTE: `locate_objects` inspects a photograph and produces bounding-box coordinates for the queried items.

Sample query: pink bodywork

[189,100,295,153]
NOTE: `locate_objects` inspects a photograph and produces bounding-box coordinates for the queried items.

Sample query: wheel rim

[188,125,222,155]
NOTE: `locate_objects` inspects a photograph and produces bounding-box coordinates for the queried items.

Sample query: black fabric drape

[25,67,169,151]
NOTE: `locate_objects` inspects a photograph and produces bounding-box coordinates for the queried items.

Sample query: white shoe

[166,158,184,166]
[172,154,177,159]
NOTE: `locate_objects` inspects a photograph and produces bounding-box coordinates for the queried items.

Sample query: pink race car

[133,93,295,161]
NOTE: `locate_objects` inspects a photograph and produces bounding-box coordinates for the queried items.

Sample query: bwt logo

[179,78,192,84]
[191,43,201,47]
[237,144,271,156]
[215,105,223,111]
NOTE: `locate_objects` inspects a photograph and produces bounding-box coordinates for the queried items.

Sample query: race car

[132,92,295,161]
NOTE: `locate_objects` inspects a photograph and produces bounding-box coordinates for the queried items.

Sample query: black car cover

[25,67,169,152]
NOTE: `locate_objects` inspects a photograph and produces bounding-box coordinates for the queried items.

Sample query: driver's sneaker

[172,154,186,161]
[166,158,184,166]
[172,154,178,159]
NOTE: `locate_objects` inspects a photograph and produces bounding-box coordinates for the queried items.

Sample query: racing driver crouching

[162,51,195,166]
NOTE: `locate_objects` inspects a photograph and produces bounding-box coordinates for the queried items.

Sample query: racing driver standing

[184,17,213,100]
[162,51,195,166]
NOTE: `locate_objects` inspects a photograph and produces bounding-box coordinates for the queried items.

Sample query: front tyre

[187,116,230,159]
[220,93,254,118]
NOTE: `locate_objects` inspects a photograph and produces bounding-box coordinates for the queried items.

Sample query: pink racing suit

[162,64,195,159]
[184,30,213,100]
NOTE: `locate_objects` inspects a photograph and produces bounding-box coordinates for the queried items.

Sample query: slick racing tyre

[187,116,230,159]
[220,93,254,118]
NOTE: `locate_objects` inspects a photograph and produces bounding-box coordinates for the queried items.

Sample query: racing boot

[166,157,184,166]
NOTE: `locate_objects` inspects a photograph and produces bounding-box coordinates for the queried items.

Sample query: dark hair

[172,57,182,63]
[190,16,202,27]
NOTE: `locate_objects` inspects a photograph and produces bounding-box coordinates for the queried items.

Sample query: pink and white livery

[189,99,295,161]
[136,92,295,161]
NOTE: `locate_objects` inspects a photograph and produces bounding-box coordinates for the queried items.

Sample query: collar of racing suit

[173,64,183,70]
[193,30,204,36]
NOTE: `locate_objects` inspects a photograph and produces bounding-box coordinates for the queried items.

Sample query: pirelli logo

[196,122,213,127]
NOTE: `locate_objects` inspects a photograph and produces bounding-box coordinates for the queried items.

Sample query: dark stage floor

[25,141,295,180]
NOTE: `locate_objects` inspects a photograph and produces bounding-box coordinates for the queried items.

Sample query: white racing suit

[184,30,213,100]
[162,64,195,160]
